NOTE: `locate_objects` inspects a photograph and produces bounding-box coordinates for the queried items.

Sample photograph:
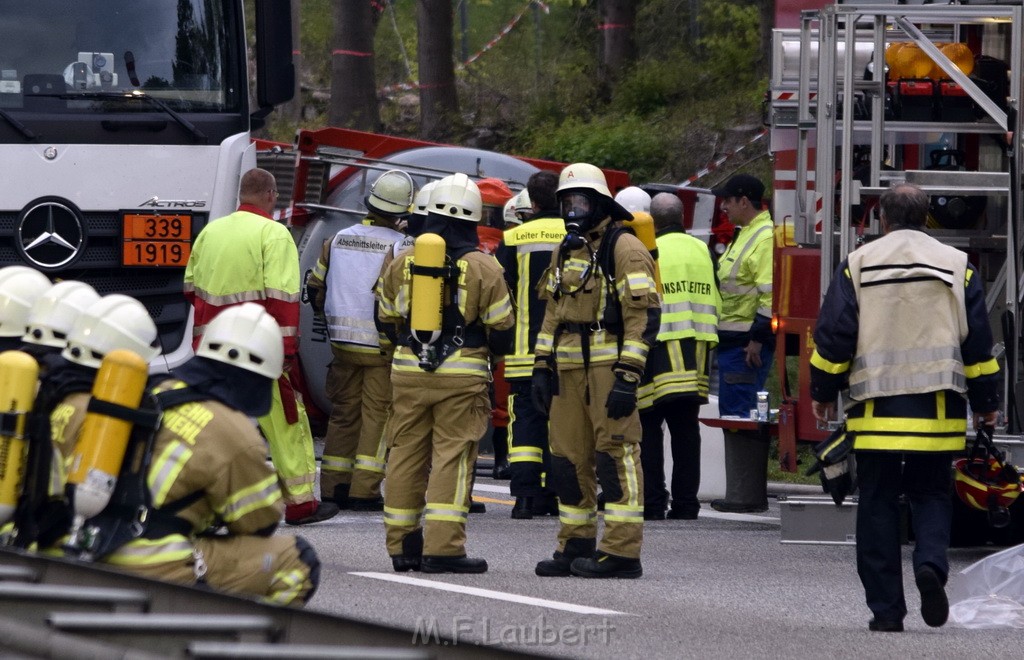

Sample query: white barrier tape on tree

[679,129,768,188]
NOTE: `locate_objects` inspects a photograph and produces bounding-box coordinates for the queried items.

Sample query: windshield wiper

[0,106,36,140]
[29,90,207,143]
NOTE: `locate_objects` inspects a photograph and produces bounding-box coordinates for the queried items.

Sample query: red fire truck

[768,1,1024,542]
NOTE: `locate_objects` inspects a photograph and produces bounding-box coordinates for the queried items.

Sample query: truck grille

[0,210,204,354]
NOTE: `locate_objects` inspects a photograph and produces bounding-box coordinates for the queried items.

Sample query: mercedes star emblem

[16,199,86,270]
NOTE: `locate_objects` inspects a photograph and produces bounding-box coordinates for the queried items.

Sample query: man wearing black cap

[708,173,775,513]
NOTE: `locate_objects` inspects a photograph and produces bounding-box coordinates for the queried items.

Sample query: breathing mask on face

[560,191,602,248]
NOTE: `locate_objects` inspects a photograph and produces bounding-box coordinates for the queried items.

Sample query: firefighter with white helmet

[614,186,652,214]
[5,280,99,548]
[57,303,320,605]
[185,168,337,526]
[377,172,515,574]
[49,294,161,458]
[306,169,415,511]
[0,266,52,351]
[532,163,659,578]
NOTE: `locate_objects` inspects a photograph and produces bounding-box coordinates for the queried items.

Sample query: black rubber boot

[511,497,534,520]
[531,494,559,517]
[421,556,488,574]
[570,551,643,579]
[390,530,423,572]
[535,537,596,577]
[331,483,351,510]
[349,496,384,511]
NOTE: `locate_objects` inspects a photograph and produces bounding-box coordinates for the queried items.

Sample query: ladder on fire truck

[787,2,1024,433]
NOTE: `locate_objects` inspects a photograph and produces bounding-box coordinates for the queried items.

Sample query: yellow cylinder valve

[410,232,447,347]
[623,212,662,293]
[66,349,148,521]
[0,351,40,525]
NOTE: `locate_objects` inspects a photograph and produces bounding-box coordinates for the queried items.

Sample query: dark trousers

[855,451,953,622]
[639,400,702,514]
[508,380,552,498]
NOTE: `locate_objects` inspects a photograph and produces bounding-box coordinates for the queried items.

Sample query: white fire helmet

[196,303,284,380]
[23,280,101,348]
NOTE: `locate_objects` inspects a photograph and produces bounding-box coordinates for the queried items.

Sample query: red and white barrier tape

[679,129,768,187]
[379,0,549,96]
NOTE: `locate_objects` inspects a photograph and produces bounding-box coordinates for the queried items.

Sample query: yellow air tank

[66,349,148,521]
[410,233,447,346]
[0,351,39,524]
[624,211,662,293]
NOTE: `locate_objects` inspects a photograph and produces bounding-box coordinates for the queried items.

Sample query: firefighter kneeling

[57,303,320,606]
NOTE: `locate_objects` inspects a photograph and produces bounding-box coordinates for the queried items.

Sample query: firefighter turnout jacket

[536,221,660,374]
[378,250,515,379]
[51,378,317,605]
[639,227,719,408]
[498,213,566,380]
[716,209,774,349]
[810,229,1001,452]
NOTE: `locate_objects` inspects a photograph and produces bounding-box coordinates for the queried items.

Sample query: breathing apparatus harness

[405,244,487,372]
[550,221,633,403]
[62,384,213,561]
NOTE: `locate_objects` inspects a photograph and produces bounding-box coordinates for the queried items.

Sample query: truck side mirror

[253,0,295,118]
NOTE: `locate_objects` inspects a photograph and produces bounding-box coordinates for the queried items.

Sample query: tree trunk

[329,0,380,131]
[599,0,636,80]
[284,0,302,122]
[755,0,774,79]
[416,0,459,141]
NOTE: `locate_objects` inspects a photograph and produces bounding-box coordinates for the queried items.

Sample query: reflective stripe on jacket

[184,207,300,354]
[656,229,719,343]
[810,228,1001,453]
[847,229,968,400]
[502,216,565,379]
[321,222,403,347]
[716,210,773,334]
[377,249,514,379]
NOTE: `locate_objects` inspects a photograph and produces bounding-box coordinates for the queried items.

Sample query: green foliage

[263,0,771,185]
[520,113,669,181]
[697,0,762,89]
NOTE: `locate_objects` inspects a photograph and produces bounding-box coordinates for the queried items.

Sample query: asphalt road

[278,473,1020,659]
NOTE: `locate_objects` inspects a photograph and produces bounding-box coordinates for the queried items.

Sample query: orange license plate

[122,213,192,267]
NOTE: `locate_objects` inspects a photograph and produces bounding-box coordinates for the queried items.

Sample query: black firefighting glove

[531,358,555,417]
[606,365,640,420]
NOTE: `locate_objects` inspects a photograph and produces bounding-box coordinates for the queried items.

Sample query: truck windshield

[0,0,239,114]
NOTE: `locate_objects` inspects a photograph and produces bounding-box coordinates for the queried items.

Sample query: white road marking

[699,511,781,525]
[350,572,630,616]
[473,483,511,494]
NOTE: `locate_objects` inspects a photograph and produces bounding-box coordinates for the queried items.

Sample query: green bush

[520,113,672,182]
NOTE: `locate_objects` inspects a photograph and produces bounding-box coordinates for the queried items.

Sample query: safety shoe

[492,461,511,480]
[666,507,699,520]
[511,497,533,520]
[349,497,384,512]
[391,555,421,572]
[709,499,768,514]
[531,494,559,517]
[331,484,351,510]
[469,501,487,514]
[420,556,488,574]
[644,508,666,521]
[535,538,596,577]
[915,565,949,628]
[285,501,340,526]
[569,551,643,579]
[867,618,904,633]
